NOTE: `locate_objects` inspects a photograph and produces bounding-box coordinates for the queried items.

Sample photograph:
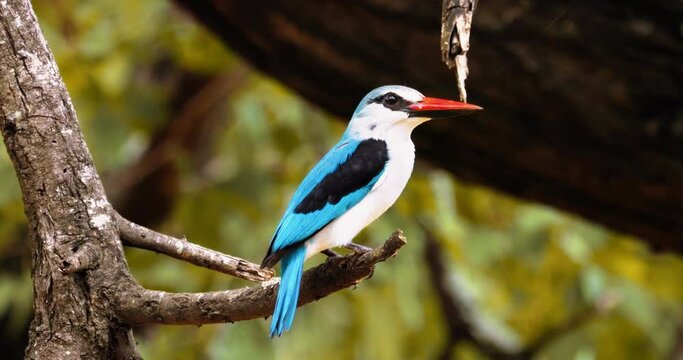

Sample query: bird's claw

[343,242,372,254]
[322,249,341,258]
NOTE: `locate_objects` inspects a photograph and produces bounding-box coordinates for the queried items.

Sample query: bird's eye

[383,94,398,106]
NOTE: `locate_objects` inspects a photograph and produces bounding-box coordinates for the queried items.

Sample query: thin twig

[113,230,406,325]
[115,212,274,282]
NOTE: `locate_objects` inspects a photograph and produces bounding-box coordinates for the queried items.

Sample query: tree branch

[115,212,274,282]
[114,230,406,325]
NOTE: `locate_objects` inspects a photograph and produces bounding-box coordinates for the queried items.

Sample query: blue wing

[263,136,388,265]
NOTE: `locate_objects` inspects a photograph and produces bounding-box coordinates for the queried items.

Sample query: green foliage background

[0,0,680,359]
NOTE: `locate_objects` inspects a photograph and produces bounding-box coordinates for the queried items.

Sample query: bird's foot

[343,242,372,254]
[322,249,341,258]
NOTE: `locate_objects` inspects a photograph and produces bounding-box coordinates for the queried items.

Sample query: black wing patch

[294,139,389,214]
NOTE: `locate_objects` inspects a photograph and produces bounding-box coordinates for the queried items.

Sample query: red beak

[408,97,483,113]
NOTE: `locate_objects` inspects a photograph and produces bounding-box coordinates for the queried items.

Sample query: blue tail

[270,246,306,337]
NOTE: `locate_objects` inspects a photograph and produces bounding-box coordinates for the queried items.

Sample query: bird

[261,85,482,337]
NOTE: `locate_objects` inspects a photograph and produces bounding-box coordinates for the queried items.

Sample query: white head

[345,85,481,141]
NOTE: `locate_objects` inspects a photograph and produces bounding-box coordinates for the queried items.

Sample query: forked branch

[114,230,407,325]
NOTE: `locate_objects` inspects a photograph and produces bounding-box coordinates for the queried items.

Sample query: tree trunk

[173,0,683,253]
[0,0,140,358]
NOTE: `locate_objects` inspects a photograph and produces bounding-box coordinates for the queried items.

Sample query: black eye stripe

[369,92,412,111]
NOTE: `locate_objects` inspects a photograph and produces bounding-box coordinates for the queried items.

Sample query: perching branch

[116,212,274,282]
[114,230,406,325]
[440,0,477,102]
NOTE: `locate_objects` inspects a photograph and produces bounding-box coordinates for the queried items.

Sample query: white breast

[305,135,416,258]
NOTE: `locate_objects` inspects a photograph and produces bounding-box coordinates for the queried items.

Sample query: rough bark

[173,0,683,253]
[441,0,477,102]
[0,0,407,357]
[0,0,138,357]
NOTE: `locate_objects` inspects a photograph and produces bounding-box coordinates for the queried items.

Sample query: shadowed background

[0,0,681,359]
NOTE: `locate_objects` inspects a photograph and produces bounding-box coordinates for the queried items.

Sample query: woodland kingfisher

[261,85,482,337]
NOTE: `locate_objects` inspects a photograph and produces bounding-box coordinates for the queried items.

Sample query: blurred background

[0,0,681,359]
